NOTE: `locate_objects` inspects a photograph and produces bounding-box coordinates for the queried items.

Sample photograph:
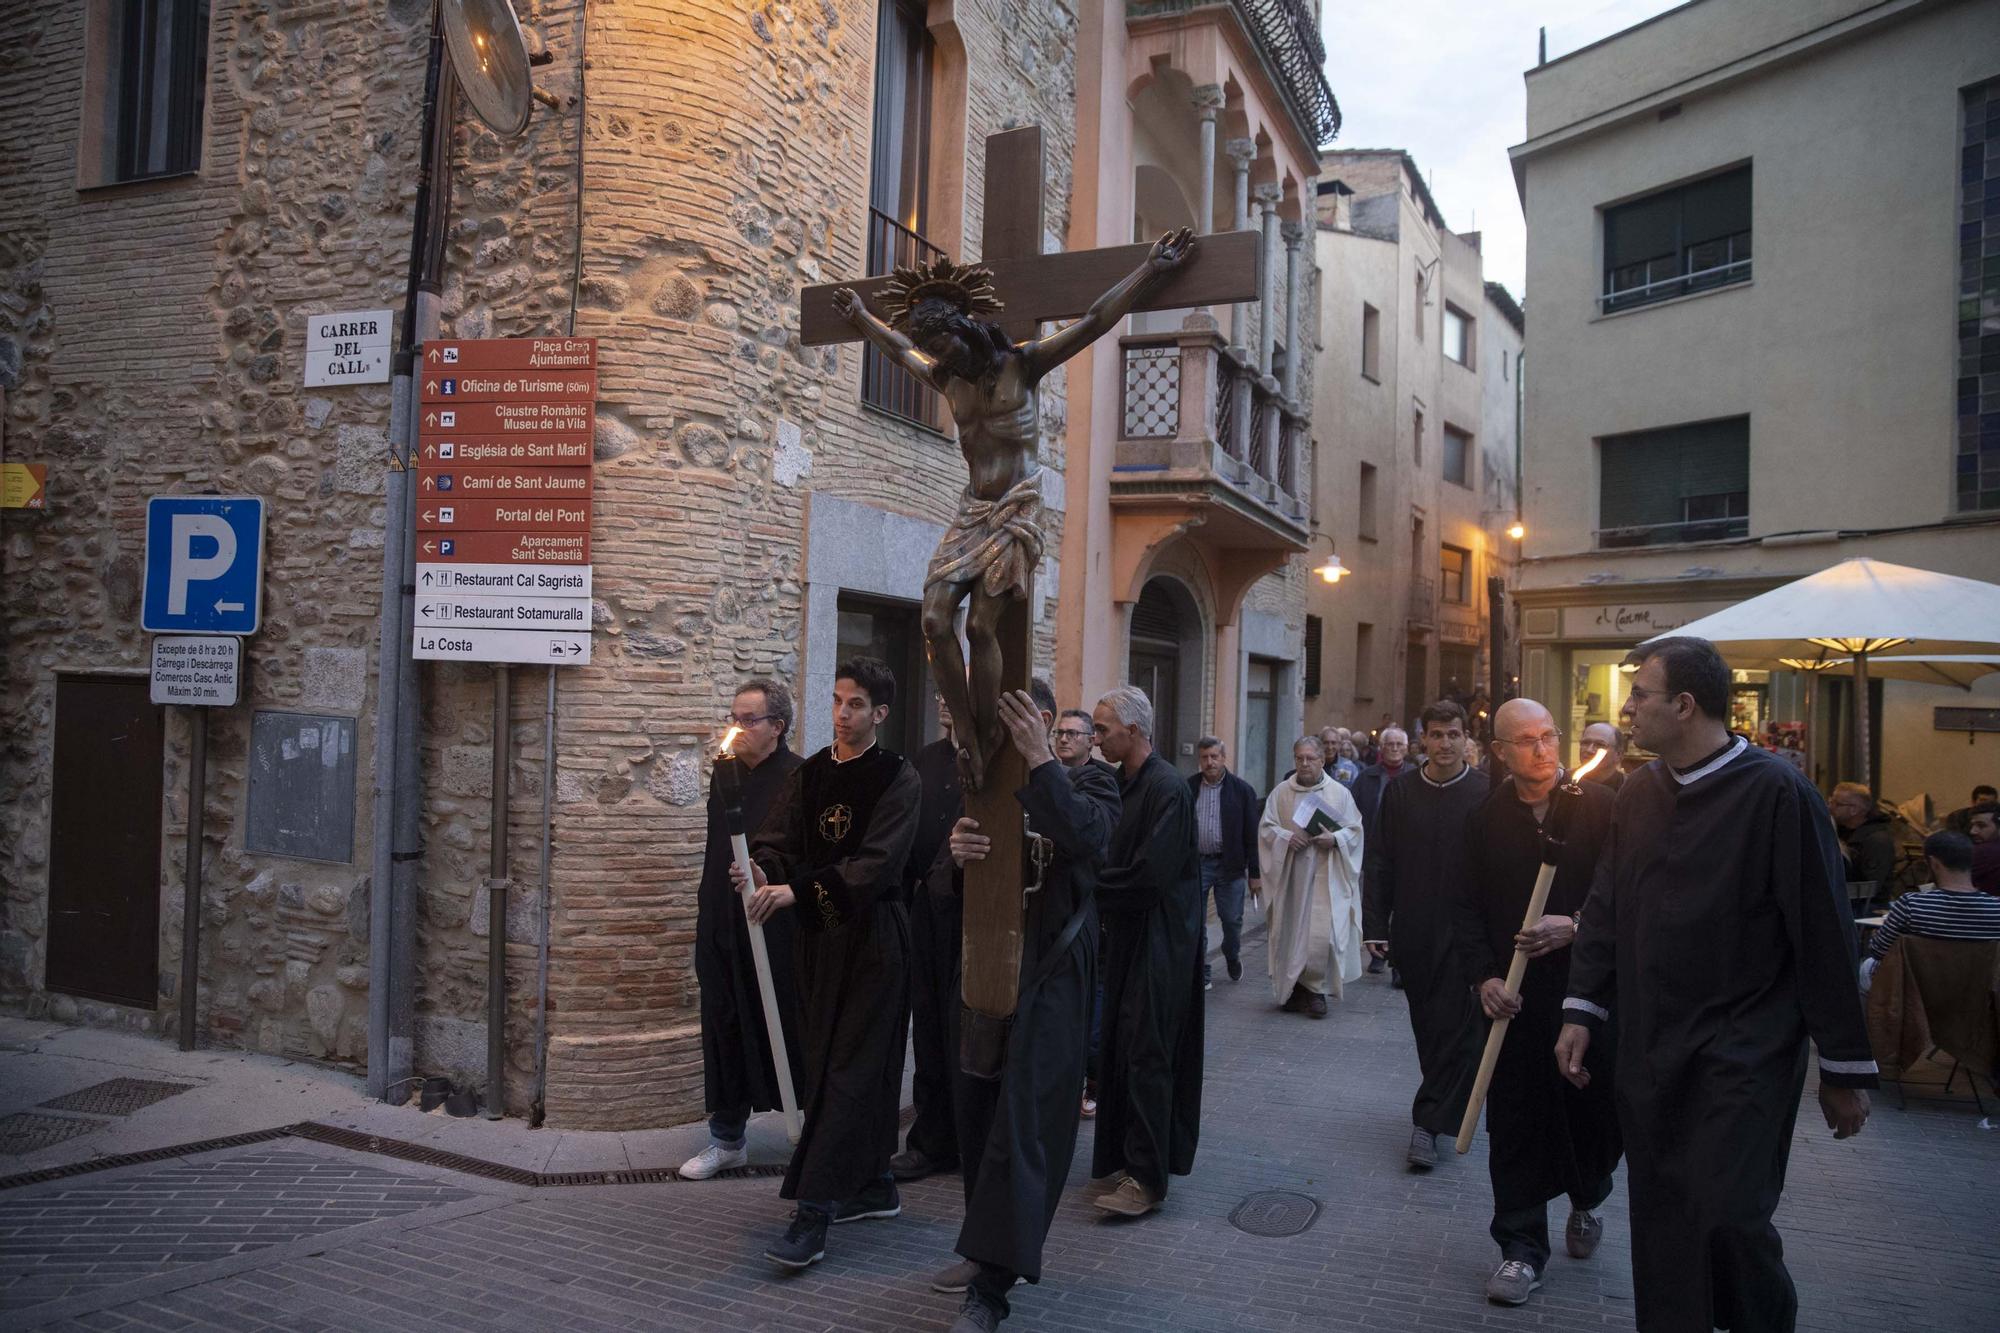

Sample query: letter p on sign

[168,514,237,614]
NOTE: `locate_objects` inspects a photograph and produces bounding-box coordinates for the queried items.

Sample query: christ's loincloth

[925,470,1046,599]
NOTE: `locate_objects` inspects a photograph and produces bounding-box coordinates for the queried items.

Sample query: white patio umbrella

[1640,558,2000,783]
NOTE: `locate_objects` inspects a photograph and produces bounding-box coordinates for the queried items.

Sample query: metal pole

[485,666,511,1118]
[178,708,206,1052]
[1488,573,1507,724]
[532,668,557,1127]
[1852,649,1872,788]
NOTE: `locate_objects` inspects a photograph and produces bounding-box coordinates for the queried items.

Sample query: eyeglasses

[1624,685,1676,703]
[1496,730,1563,753]
[1053,728,1091,742]
[728,713,776,727]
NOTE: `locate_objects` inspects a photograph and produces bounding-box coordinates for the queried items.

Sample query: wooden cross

[800,126,1261,1027]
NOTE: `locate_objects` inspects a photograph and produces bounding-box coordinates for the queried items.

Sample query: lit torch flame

[1569,746,1609,787]
[718,725,743,759]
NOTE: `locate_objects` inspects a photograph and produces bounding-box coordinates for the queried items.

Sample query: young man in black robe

[893,696,964,1182]
[739,657,922,1270]
[1459,698,1620,1307]
[1557,636,1874,1333]
[1088,683,1203,1218]
[1362,699,1489,1170]
[683,679,806,1180]
[932,679,1121,1331]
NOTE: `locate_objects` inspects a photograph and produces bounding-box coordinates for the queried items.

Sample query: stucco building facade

[1510,0,2000,803]
[0,0,1336,1126]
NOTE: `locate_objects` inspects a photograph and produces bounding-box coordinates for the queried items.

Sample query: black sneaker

[765,1209,827,1269]
[1366,955,1385,975]
[890,1147,956,1181]
[950,1291,1004,1332]
[1226,956,1243,982]
[834,1178,901,1224]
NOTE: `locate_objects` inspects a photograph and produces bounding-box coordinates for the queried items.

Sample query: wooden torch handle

[1454,859,1559,1155]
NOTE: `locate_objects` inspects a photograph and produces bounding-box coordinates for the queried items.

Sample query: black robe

[1362,764,1490,1134]
[1458,778,1621,1218]
[904,738,964,1164]
[750,744,920,1203]
[696,745,807,1121]
[1565,741,1878,1333]
[1092,752,1204,1197]
[952,757,1120,1280]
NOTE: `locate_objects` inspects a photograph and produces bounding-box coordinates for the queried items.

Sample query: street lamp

[1507,520,1525,541]
[1309,534,1348,584]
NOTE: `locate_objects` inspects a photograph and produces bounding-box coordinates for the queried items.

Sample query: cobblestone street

[5,927,1995,1332]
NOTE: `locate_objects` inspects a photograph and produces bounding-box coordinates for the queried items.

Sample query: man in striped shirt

[1866,831,2000,962]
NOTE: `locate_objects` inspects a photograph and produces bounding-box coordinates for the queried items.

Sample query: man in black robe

[1459,698,1620,1307]
[1363,699,1489,1170]
[1557,636,1874,1333]
[683,679,807,1181]
[740,657,921,1270]
[1088,683,1203,1218]
[932,680,1121,1331]
[893,697,964,1182]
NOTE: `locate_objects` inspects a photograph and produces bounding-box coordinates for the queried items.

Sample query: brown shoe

[1281,984,1307,1013]
[1565,1207,1603,1259]
[1091,1175,1160,1217]
[1305,992,1328,1018]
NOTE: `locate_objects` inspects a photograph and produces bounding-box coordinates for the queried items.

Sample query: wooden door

[46,674,164,1008]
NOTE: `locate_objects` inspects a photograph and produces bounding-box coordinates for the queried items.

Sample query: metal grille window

[1958,79,2000,513]
[1442,426,1473,488]
[1597,416,1750,548]
[1303,615,1322,697]
[863,0,942,430]
[1602,166,1751,312]
[111,0,210,182]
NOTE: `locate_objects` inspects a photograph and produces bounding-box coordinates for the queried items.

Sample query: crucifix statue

[800,126,1261,1054]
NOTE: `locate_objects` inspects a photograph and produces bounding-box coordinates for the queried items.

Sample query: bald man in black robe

[1558,637,1873,1333]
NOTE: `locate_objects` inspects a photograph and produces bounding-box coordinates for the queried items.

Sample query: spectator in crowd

[1577,723,1626,793]
[1968,803,2000,895]
[1351,726,1413,977]
[1863,831,2000,988]
[1188,738,1260,988]
[1830,783,1898,894]
[1331,739,1362,787]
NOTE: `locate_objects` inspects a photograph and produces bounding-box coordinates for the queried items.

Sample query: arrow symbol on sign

[421,510,435,523]
[421,476,435,490]
[422,443,437,459]
[216,600,244,613]
[420,604,434,617]
[425,412,438,427]
[426,347,440,362]
[422,541,436,554]
[421,571,434,585]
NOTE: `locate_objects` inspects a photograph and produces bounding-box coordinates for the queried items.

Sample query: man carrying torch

[684,679,806,1180]
[1453,699,1620,1307]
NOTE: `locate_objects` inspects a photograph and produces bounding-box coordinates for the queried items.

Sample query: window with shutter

[1303,615,1323,697]
[862,0,944,429]
[1597,417,1750,548]
[1602,166,1751,312]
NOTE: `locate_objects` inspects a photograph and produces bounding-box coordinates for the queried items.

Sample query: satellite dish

[441,0,533,140]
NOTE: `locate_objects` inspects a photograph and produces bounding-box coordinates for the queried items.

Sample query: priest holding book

[1256,735,1366,1018]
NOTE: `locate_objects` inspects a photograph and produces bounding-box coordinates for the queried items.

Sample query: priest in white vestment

[1256,735,1365,1017]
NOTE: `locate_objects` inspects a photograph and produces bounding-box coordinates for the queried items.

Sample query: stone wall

[0,0,1079,1130]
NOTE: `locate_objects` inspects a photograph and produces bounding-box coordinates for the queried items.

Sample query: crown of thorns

[880,256,1004,329]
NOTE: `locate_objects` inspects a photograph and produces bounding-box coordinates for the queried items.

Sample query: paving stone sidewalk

[4,923,1995,1331]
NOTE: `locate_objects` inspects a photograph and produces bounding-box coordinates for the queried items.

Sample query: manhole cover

[40,1078,198,1117]
[1229,1190,1321,1238]
[0,1112,109,1156]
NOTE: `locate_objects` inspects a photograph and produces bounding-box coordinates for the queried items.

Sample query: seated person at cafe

[1968,803,2000,896]
[1829,783,1897,893]
[1865,831,2000,966]
[1941,784,1998,836]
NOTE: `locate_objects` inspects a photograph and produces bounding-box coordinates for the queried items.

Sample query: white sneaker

[679,1142,748,1180]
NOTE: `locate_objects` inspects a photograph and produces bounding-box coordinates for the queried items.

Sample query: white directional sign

[150,635,242,706]
[304,308,393,387]
[417,563,593,599]
[412,628,592,665]
[416,596,590,630]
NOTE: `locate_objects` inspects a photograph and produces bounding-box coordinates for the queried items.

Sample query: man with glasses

[1556,636,1873,1333]
[1362,700,1489,1170]
[684,679,807,1181]
[1458,699,1620,1307]
[1576,722,1626,793]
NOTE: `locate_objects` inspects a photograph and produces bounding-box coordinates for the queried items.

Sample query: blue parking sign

[142,496,266,635]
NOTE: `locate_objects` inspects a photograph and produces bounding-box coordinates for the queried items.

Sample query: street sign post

[150,635,242,706]
[141,496,266,635]
[411,339,596,666]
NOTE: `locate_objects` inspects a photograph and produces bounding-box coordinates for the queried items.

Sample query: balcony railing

[1126,0,1341,146]
[1113,327,1310,538]
[862,207,945,431]
[1595,516,1751,549]
[1600,233,1751,313]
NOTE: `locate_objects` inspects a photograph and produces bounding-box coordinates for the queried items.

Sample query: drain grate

[40,1077,198,1117]
[1228,1189,1321,1238]
[0,1111,110,1156]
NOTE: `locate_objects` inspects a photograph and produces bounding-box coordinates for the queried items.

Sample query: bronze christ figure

[831,227,1194,790]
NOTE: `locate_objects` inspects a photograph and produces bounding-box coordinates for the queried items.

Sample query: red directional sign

[416,466,594,498]
[413,337,597,666]
[424,337,597,371]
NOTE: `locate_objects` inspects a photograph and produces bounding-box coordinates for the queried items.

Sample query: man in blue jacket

[1188,738,1261,986]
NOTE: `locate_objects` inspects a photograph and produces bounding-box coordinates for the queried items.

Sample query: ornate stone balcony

[1111,321,1311,553]
[1126,0,1342,146]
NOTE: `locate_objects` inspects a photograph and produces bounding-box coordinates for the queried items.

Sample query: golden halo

[881,255,1004,330]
